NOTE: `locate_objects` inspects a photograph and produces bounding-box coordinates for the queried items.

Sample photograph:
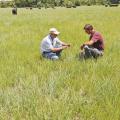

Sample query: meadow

[0,6,120,120]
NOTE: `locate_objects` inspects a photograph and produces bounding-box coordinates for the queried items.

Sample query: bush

[51,3,55,9]
[75,0,80,6]
[72,4,76,8]
[37,1,42,8]
[87,2,91,6]
[44,3,50,9]
[66,1,73,8]
[0,1,9,8]
[105,4,108,7]
[32,5,37,8]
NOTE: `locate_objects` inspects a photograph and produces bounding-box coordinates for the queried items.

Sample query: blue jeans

[42,51,62,60]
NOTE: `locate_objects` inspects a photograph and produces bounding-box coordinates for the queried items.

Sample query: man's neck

[91,30,95,35]
[49,35,55,40]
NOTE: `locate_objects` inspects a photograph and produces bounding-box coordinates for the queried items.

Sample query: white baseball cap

[49,28,60,35]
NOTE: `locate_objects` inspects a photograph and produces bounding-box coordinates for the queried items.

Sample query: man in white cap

[41,28,70,60]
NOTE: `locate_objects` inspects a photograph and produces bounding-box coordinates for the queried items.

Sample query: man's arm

[80,40,94,50]
[61,42,70,47]
[56,38,70,47]
[84,40,94,45]
[51,46,68,52]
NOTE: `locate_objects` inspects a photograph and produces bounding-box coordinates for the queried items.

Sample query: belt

[42,51,51,54]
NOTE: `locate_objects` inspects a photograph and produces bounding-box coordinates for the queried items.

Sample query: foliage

[66,0,73,8]
[0,1,14,8]
[74,0,81,6]
[1,0,119,8]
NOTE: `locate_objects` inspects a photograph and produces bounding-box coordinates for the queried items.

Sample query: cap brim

[53,31,60,35]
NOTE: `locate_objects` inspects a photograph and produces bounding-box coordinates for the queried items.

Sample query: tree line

[0,0,119,8]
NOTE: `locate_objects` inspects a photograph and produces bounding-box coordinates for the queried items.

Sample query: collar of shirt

[89,31,96,40]
[48,35,55,45]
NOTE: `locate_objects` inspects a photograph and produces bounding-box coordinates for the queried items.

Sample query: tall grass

[0,6,120,120]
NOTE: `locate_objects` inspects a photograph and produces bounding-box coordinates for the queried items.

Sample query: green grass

[0,6,120,120]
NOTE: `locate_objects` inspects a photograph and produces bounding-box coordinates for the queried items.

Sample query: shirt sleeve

[91,32,102,43]
[56,38,63,44]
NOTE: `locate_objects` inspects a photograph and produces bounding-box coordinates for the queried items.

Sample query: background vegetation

[0,6,120,120]
[0,0,120,8]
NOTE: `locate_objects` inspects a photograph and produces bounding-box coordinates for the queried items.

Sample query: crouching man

[80,24,104,59]
[41,28,70,60]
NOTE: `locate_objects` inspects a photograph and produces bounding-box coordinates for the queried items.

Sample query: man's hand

[62,46,68,49]
[62,43,71,47]
[66,44,71,47]
[80,44,85,50]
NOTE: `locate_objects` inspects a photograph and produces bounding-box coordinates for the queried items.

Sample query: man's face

[51,33,58,38]
[84,29,91,34]
[53,34,58,38]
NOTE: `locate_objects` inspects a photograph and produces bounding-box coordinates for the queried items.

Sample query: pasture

[0,6,120,120]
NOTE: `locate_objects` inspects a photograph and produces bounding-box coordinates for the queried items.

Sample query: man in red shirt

[80,24,104,59]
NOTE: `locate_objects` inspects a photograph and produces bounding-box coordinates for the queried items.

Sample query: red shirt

[90,31,104,50]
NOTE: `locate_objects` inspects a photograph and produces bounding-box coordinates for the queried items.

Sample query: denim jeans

[42,51,62,60]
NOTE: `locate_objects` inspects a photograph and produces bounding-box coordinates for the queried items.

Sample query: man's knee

[84,45,90,51]
[92,49,103,57]
[42,52,59,60]
[51,56,59,60]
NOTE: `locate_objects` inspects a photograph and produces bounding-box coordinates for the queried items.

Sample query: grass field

[0,6,120,120]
